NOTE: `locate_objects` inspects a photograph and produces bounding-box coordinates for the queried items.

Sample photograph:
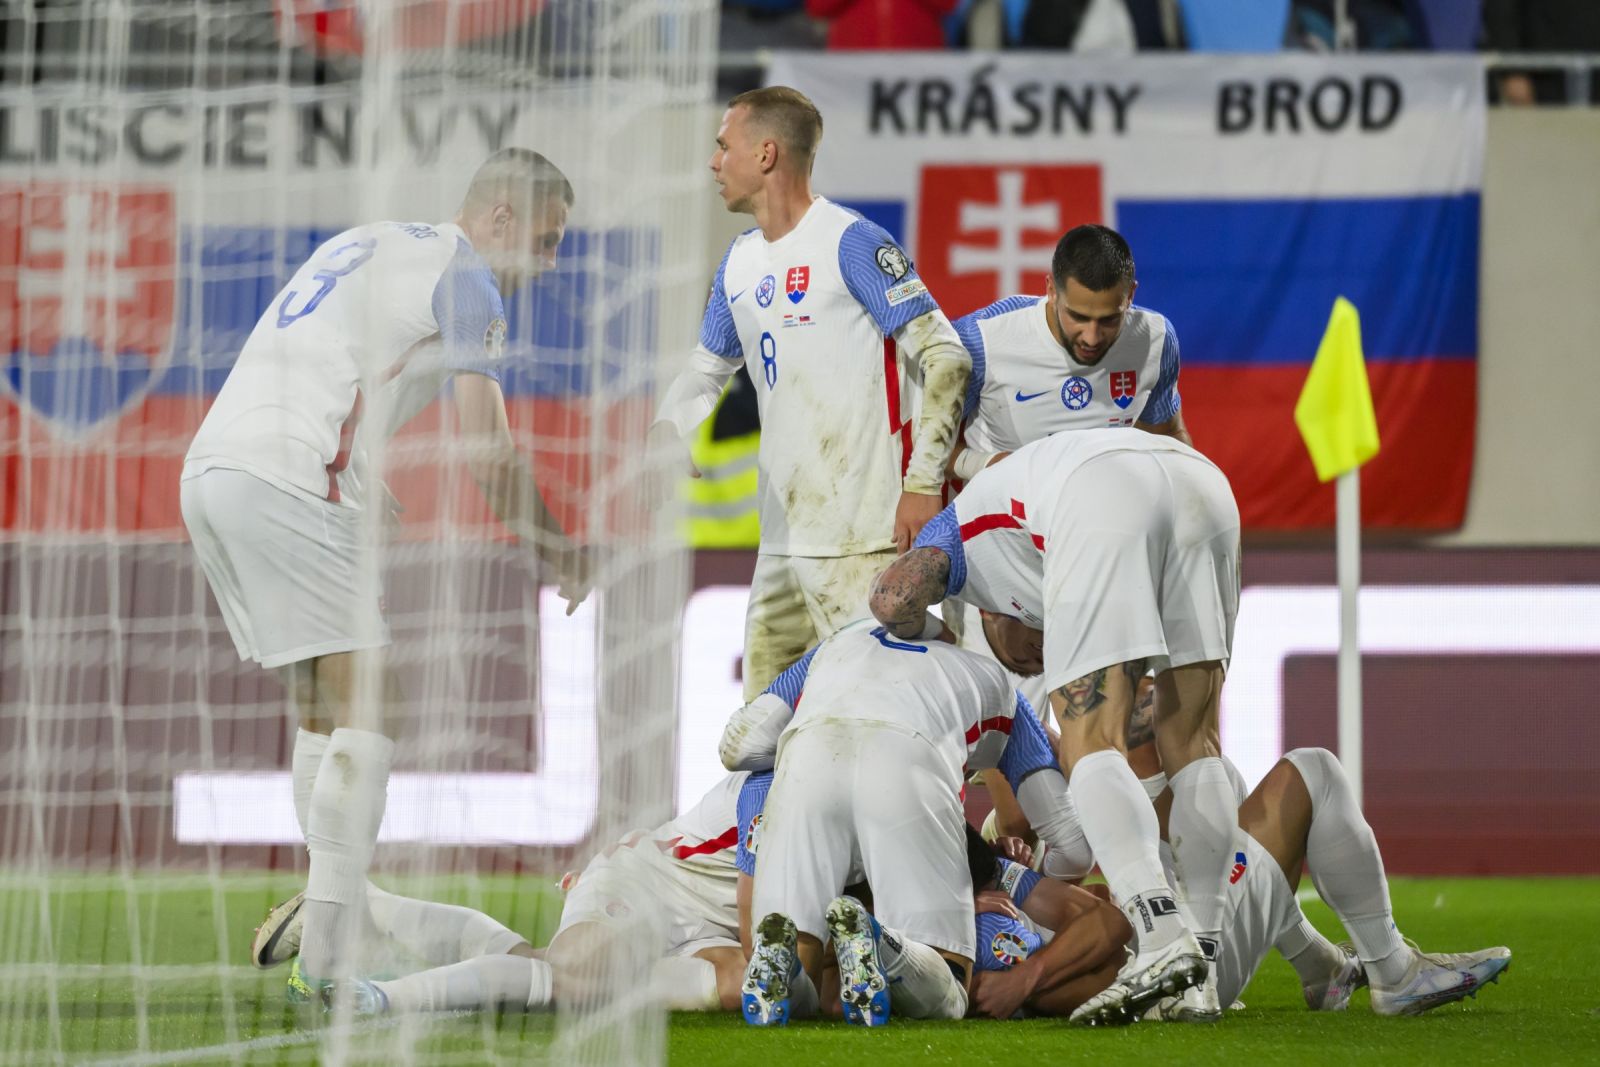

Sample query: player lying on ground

[718,615,1092,1027]
[871,426,1243,1023]
[185,149,591,1000]
[252,771,773,1016]
[963,747,1511,1023]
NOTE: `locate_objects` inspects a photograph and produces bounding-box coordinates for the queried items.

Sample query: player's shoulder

[960,294,1042,328]
[1126,304,1174,345]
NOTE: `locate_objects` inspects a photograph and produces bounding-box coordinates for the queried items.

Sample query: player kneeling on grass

[963,747,1511,1023]
[252,771,772,1017]
[717,615,1093,1027]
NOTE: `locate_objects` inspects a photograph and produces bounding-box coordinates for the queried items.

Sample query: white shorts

[180,467,388,669]
[1211,831,1300,1008]
[1041,449,1239,692]
[754,720,976,960]
[555,845,740,959]
[743,550,897,700]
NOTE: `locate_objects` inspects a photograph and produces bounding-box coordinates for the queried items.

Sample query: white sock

[1139,771,1168,802]
[301,728,395,978]
[875,927,968,1020]
[291,728,330,838]
[1168,757,1237,943]
[1069,750,1186,953]
[649,956,722,1012]
[374,954,551,1014]
[789,964,820,1018]
[365,885,525,966]
[1276,915,1348,986]
[1285,748,1409,986]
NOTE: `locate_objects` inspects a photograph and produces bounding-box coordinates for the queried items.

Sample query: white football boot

[1369,945,1511,1016]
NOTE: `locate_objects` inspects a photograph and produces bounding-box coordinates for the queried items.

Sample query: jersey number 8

[276,238,378,328]
[759,331,777,388]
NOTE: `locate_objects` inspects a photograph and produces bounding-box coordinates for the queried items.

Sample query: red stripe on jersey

[964,715,1016,745]
[883,337,913,476]
[672,824,738,861]
[959,499,1045,551]
[326,389,363,503]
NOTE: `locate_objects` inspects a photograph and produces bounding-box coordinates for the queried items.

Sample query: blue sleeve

[761,646,817,709]
[995,858,1044,907]
[997,693,1059,791]
[697,239,745,361]
[431,238,507,381]
[974,911,1043,973]
[1141,317,1182,425]
[837,219,939,337]
[954,312,986,421]
[910,504,967,597]
[735,770,773,876]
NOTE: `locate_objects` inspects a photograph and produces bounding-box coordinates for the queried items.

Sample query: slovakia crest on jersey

[1110,370,1137,410]
[785,265,810,304]
[0,182,178,433]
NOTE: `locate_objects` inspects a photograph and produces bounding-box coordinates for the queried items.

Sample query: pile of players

[188,85,1510,1029]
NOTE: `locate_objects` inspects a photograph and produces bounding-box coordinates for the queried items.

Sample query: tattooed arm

[869,547,952,640]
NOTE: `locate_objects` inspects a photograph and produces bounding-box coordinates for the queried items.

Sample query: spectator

[947,0,1180,50]
[807,0,960,49]
[1289,0,1416,50]
[1483,0,1600,105]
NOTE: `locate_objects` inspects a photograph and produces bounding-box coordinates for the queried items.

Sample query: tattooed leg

[1151,661,1224,777]
[1049,659,1147,771]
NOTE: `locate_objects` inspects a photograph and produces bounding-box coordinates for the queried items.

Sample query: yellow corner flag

[1294,296,1380,483]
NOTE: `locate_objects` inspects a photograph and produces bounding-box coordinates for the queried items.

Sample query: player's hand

[993,836,1034,869]
[553,544,594,616]
[972,961,1038,1020]
[974,889,1021,922]
[893,490,942,554]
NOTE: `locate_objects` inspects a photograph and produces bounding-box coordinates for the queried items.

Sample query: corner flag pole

[1336,467,1362,803]
[1294,296,1380,807]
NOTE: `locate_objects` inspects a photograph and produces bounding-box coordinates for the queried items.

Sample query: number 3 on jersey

[276,238,377,328]
[759,331,778,388]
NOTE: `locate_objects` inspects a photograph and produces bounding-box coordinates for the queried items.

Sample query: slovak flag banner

[766,53,1485,530]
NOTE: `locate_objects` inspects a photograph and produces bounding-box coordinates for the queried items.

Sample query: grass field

[3,874,1597,1066]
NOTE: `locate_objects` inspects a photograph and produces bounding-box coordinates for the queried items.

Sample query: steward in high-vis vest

[684,370,760,549]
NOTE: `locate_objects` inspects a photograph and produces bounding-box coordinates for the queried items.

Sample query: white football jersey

[776,619,1022,780]
[184,221,506,509]
[644,770,747,883]
[697,197,942,556]
[957,298,1179,453]
[914,428,1213,625]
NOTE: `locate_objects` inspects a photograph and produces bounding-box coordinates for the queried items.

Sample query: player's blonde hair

[460,148,575,215]
[727,85,823,173]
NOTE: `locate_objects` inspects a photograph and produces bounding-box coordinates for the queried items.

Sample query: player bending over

[965,748,1510,1023]
[187,149,589,999]
[254,771,773,1017]
[718,617,1092,1027]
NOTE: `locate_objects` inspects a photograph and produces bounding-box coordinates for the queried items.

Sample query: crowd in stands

[719,0,1599,102]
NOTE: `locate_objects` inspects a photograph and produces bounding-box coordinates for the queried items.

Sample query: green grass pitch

[3,874,1597,1065]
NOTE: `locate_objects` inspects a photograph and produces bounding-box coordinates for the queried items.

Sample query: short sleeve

[954,312,987,421]
[697,239,746,361]
[735,770,773,876]
[997,693,1058,790]
[910,504,967,597]
[995,857,1043,907]
[431,238,507,381]
[974,911,1043,973]
[1141,316,1182,425]
[761,646,817,709]
[838,219,939,337]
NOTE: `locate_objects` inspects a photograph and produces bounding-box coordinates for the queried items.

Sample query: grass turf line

[1,876,1596,1065]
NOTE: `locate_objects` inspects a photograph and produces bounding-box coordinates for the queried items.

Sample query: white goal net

[0,1,717,1063]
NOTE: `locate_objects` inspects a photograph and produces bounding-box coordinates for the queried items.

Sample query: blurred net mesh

[0,1,716,1063]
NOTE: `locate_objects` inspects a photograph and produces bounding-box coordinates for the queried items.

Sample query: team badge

[990,929,1031,968]
[745,813,763,856]
[1,181,177,433]
[483,316,507,361]
[1229,850,1248,885]
[875,244,909,281]
[1061,375,1093,411]
[785,265,809,304]
[1110,370,1137,409]
[755,273,776,308]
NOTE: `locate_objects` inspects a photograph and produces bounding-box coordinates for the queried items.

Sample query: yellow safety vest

[683,399,760,549]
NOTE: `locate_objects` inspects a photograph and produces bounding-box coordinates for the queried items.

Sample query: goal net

[0,1,717,1063]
